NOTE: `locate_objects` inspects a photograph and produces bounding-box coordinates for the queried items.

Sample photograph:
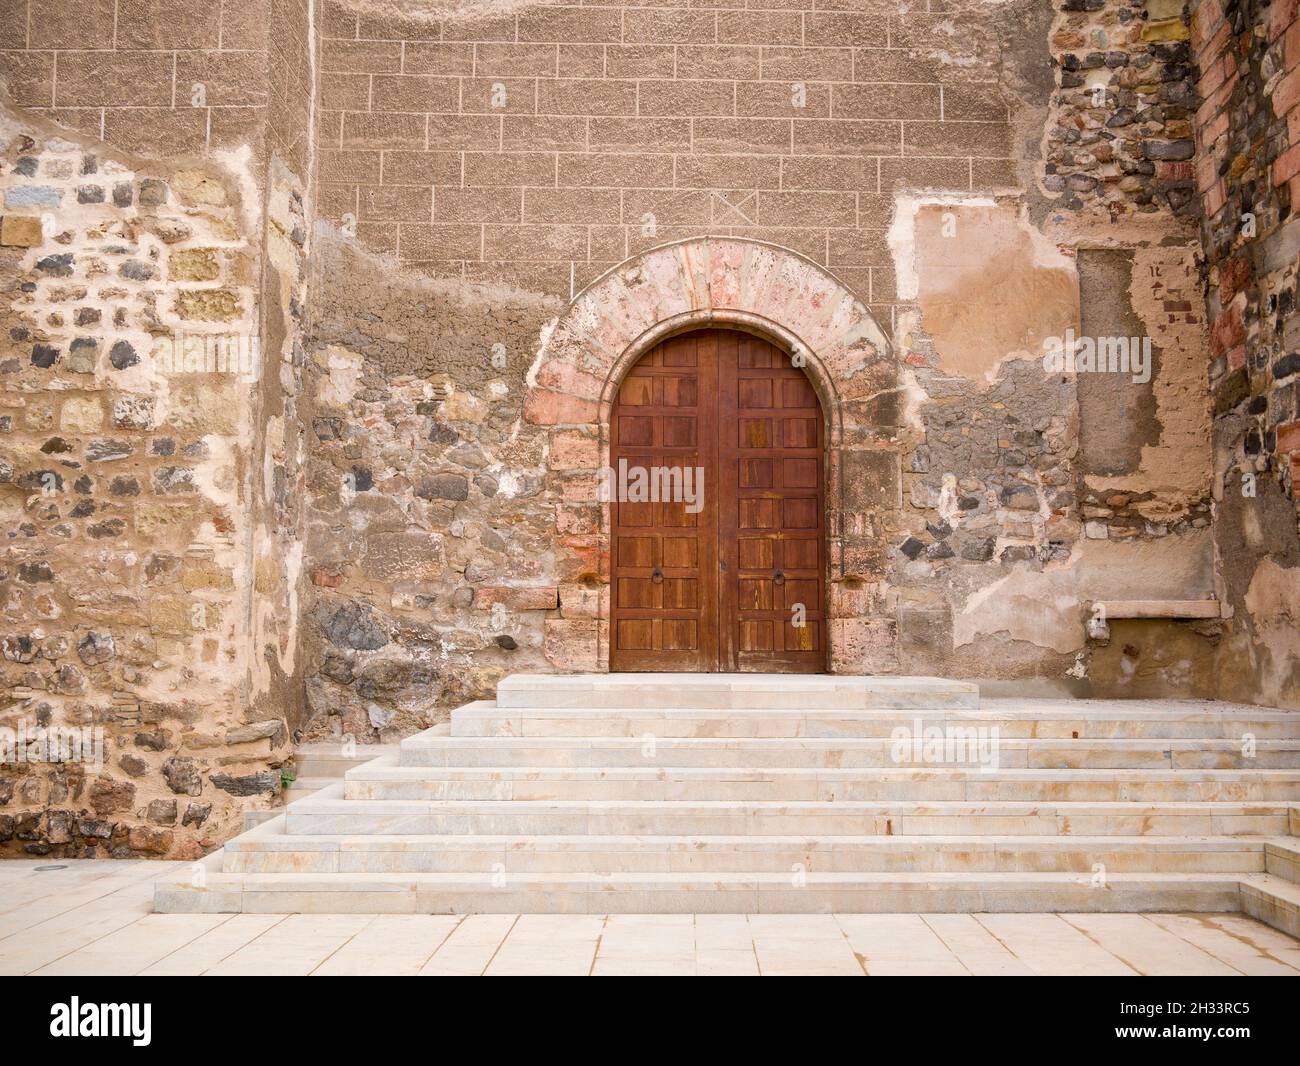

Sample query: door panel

[609,332,719,672]
[609,328,825,672]
[717,330,825,673]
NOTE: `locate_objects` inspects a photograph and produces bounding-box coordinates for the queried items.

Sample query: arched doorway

[608,327,827,673]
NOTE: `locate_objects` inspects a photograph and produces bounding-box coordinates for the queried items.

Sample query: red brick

[1272,0,1299,41]
[1210,302,1244,358]
[312,569,342,588]
[1275,67,1300,119]
[1274,141,1300,187]
[1220,256,1252,304]
[475,586,560,612]
[525,388,599,425]
[1279,421,1300,455]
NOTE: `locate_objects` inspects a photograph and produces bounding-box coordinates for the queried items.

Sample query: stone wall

[0,0,313,858]
[1191,0,1300,708]
[0,0,1291,856]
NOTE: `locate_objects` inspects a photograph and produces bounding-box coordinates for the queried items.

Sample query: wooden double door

[609,328,826,673]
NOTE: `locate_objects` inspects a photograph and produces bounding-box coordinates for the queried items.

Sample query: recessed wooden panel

[616,619,655,650]
[782,497,818,529]
[738,498,778,530]
[618,415,655,446]
[782,538,818,569]
[738,418,770,448]
[782,417,817,448]
[738,537,774,570]
[610,328,825,673]
[661,619,698,650]
[662,416,696,447]
[740,620,774,651]
[662,537,698,567]
[783,458,817,487]
[738,379,773,408]
[782,376,817,408]
[739,578,773,611]
[739,459,773,488]
[617,536,655,567]
[663,578,698,609]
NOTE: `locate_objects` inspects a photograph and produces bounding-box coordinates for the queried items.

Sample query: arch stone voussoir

[527,236,901,676]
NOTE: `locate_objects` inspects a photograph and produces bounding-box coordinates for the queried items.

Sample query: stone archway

[525,237,903,675]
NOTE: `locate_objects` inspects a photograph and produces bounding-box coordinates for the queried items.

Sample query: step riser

[223,847,1266,876]
[344,779,1300,803]
[495,676,979,712]
[284,811,1290,837]
[402,745,1300,770]
[154,881,1244,915]
[1265,843,1300,884]
[452,716,1300,740]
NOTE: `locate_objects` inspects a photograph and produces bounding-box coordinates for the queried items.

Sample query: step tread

[349,762,1300,779]
[1242,873,1300,904]
[166,869,1249,887]
[226,830,1275,851]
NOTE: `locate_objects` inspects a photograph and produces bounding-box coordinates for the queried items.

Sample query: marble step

[153,868,1247,915]
[496,673,980,711]
[1240,874,1300,939]
[1264,838,1300,883]
[294,743,400,778]
[342,761,1300,803]
[451,700,1300,740]
[221,823,1273,876]
[283,788,1294,837]
[400,734,1300,770]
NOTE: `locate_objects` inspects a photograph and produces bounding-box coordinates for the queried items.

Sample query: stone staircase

[154,675,1300,932]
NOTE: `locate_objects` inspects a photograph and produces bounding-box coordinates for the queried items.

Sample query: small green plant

[280,767,297,789]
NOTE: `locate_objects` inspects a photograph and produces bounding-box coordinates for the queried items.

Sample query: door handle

[719,560,727,572]
[651,568,664,584]
[773,571,785,585]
